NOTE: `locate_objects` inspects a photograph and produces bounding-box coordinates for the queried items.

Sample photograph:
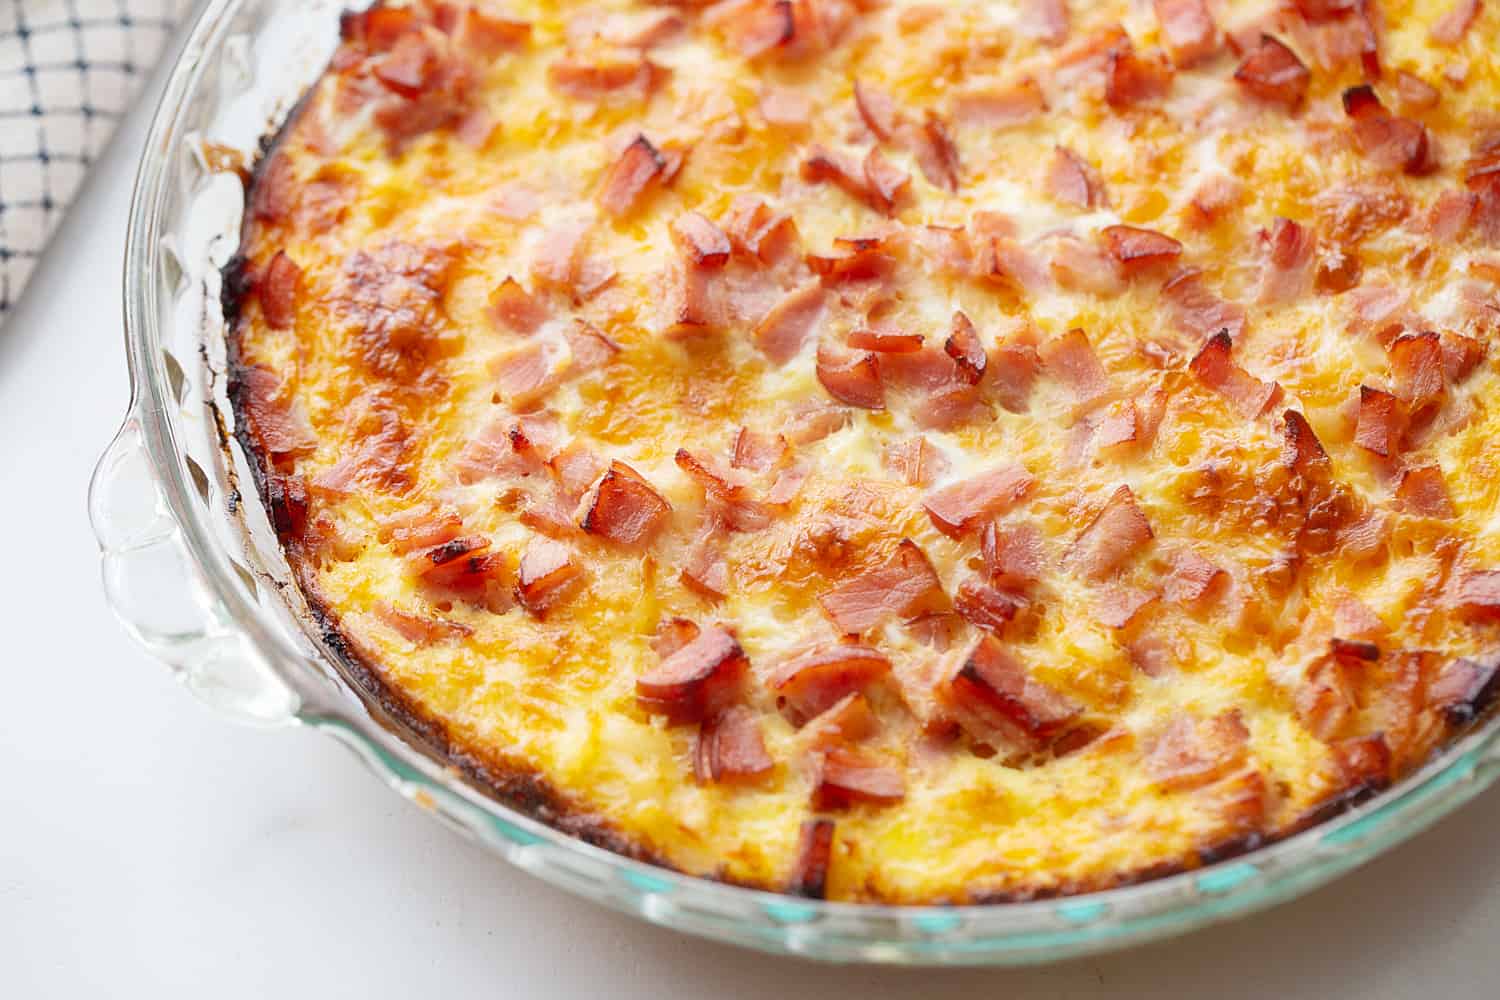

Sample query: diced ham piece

[1102,225,1183,275]
[376,502,463,554]
[1331,734,1392,788]
[988,340,1042,413]
[260,251,301,330]
[238,365,315,456]
[1162,269,1246,341]
[1189,331,1283,418]
[722,195,799,263]
[1186,174,1243,229]
[954,577,1031,634]
[802,144,876,209]
[635,624,748,724]
[1022,0,1070,46]
[1454,570,1500,622]
[710,0,801,60]
[732,427,790,473]
[1395,71,1441,113]
[768,643,891,725]
[492,182,541,220]
[811,748,906,809]
[1332,594,1385,639]
[675,448,771,531]
[974,236,1048,296]
[804,692,879,748]
[1164,550,1227,609]
[1258,217,1316,304]
[1070,485,1153,579]
[563,320,620,373]
[1282,409,1330,479]
[923,464,1035,538]
[1389,331,1446,412]
[578,461,672,547]
[1343,85,1435,177]
[410,535,509,605]
[1346,282,1411,335]
[1429,654,1500,726]
[912,113,961,192]
[492,339,567,407]
[516,537,584,615]
[818,539,944,633]
[816,342,885,409]
[883,436,948,487]
[662,257,718,336]
[1395,465,1456,518]
[373,601,472,643]
[853,79,902,142]
[1233,35,1310,107]
[548,442,608,504]
[1302,3,1380,79]
[862,147,911,213]
[1147,710,1250,791]
[1104,40,1173,107]
[953,79,1046,127]
[788,818,836,898]
[943,634,1079,744]
[1443,332,1486,383]
[1049,237,1125,296]
[765,462,811,505]
[1465,135,1500,194]
[1046,146,1106,209]
[1431,0,1482,45]
[443,6,531,55]
[944,311,986,384]
[1154,0,1219,67]
[682,524,731,599]
[532,219,614,298]
[598,9,684,49]
[548,51,661,98]
[598,134,667,216]
[1094,585,1159,629]
[1354,385,1407,457]
[343,6,419,50]
[760,84,812,127]
[982,521,1044,588]
[373,32,446,98]
[694,706,773,783]
[1289,0,1359,22]
[754,281,826,364]
[652,616,701,658]
[781,400,850,445]
[1096,399,1142,450]
[671,212,732,268]
[489,277,549,334]
[1040,328,1109,401]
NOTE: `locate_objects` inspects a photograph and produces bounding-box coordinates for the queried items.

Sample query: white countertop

[2,45,1498,1000]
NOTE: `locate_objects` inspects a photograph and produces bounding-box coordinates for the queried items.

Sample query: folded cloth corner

[0,0,189,321]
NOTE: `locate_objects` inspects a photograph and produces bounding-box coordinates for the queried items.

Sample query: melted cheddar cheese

[230,0,1500,902]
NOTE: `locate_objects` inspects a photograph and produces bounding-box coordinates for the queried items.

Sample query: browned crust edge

[215,12,1500,904]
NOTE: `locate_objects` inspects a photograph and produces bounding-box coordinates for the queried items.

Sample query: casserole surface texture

[230,0,1500,902]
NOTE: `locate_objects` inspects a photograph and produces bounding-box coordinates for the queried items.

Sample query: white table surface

[3,44,1498,1000]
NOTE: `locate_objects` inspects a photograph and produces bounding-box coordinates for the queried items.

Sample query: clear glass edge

[104,0,1500,965]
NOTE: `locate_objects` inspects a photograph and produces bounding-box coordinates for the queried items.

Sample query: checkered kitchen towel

[1,0,188,319]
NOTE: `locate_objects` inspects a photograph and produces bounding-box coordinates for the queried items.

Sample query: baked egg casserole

[228,0,1500,902]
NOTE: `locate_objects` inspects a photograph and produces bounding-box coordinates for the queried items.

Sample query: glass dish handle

[89,415,302,726]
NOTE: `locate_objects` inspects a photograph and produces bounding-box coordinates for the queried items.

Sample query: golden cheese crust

[229,0,1500,903]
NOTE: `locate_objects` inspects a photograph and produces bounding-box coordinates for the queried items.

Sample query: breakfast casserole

[227,0,1500,902]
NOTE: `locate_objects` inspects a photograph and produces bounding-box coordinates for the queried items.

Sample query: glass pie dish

[89,0,1500,965]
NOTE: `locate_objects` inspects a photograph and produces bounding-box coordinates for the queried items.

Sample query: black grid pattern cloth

[1,0,187,319]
